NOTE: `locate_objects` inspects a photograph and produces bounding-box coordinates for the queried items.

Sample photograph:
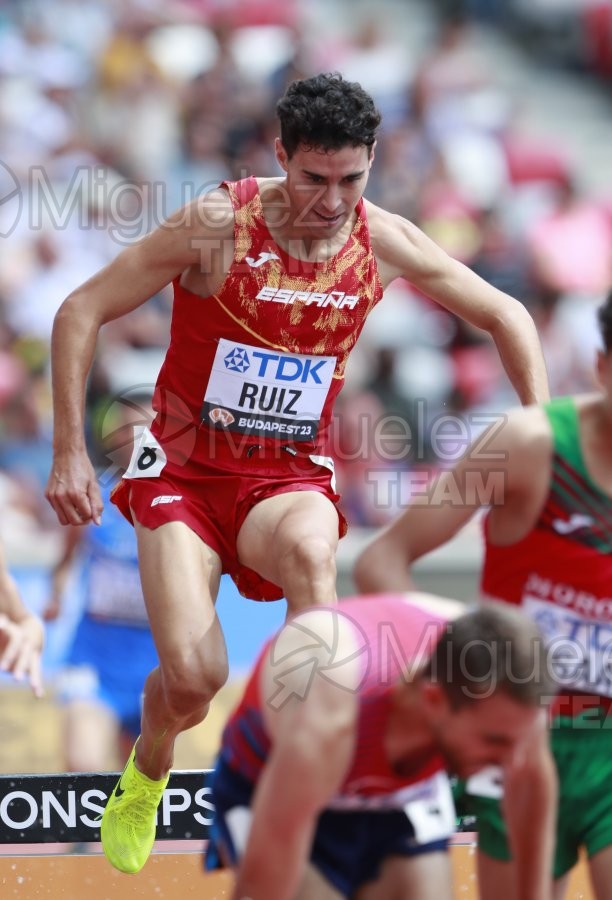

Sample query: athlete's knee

[278,534,336,580]
[161,654,229,717]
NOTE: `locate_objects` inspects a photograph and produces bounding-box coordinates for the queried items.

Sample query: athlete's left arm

[501,713,557,900]
[371,210,550,405]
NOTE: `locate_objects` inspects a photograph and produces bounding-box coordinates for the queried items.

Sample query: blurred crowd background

[0,0,611,746]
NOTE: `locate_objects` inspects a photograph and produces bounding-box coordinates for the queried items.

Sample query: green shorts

[457,710,612,879]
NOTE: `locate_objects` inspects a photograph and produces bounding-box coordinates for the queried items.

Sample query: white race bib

[330,769,455,845]
[202,339,336,442]
[225,806,252,857]
[465,766,504,800]
[403,770,456,844]
[523,595,612,697]
[124,426,167,479]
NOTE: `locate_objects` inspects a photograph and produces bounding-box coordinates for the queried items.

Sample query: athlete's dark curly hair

[276,73,381,159]
[598,290,612,353]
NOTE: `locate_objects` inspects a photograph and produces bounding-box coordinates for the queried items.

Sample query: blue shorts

[205,759,449,897]
[58,614,158,737]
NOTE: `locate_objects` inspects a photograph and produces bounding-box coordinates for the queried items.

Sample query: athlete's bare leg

[588,845,612,900]
[237,490,340,613]
[553,872,571,900]
[478,852,569,900]
[292,864,344,900]
[118,727,137,766]
[355,851,453,900]
[477,853,516,900]
[132,519,228,780]
[64,699,120,771]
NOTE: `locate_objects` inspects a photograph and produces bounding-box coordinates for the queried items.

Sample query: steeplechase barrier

[0,770,212,844]
[0,771,593,899]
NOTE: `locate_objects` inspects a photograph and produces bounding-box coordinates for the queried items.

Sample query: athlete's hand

[0,613,45,698]
[45,452,103,526]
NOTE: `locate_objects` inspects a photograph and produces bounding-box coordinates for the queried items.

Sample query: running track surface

[0,840,594,899]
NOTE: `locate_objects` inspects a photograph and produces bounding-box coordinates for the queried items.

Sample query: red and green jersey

[482,396,612,701]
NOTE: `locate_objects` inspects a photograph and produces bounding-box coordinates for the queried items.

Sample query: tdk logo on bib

[203,339,336,442]
[223,346,327,384]
[247,350,327,384]
[224,347,250,373]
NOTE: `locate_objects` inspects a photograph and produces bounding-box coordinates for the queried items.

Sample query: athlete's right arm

[353,410,536,594]
[45,192,234,527]
[232,611,360,900]
[499,716,557,900]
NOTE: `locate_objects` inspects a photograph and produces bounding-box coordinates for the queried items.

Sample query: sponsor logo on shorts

[151,495,183,507]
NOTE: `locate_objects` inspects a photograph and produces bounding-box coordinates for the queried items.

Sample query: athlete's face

[425,684,544,778]
[275,140,374,238]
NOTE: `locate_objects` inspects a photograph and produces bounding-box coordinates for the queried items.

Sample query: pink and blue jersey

[218,594,447,808]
